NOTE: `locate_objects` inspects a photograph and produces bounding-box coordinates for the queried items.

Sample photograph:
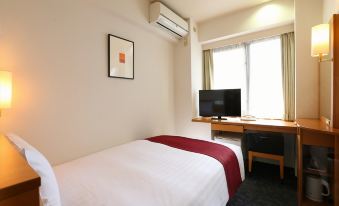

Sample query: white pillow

[25,148,61,206]
[6,133,61,206]
[6,133,35,154]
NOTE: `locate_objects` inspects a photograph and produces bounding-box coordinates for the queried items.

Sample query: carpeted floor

[227,162,297,206]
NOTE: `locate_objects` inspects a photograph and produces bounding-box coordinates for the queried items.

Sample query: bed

[54,136,244,206]
[6,134,244,206]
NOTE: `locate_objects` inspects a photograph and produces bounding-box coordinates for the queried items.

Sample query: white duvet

[53,139,244,206]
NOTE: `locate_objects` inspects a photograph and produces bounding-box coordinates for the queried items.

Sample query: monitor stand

[211,116,228,120]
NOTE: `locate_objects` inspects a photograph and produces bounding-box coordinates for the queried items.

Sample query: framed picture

[108,34,134,79]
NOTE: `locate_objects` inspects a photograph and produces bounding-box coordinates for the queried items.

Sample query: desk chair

[247,132,284,180]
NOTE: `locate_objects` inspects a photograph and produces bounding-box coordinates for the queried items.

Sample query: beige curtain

[281,32,295,121]
[203,50,214,90]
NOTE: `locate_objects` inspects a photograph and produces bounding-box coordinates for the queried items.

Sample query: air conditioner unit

[149,2,189,39]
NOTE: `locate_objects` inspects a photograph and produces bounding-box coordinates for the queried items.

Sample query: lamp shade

[311,24,330,57]
[0,71,12,109]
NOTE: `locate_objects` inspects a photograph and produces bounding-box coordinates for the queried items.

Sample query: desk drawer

[246,132,284,155]
[301,129,334,148]
[211,124,244,133]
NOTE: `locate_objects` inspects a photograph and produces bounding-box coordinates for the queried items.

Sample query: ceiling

[152,0,272,23]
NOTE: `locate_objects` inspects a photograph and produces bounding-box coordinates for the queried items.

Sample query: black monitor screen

[199,89,241,117]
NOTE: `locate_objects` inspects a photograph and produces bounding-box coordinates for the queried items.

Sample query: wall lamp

[311,23,332,62]
[0,71,12,116]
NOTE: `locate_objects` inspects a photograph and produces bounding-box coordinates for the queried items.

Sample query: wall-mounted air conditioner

[149,2,189,39]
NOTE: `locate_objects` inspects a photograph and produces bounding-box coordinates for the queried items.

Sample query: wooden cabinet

[297,120,339,206]
[0,135,40,206]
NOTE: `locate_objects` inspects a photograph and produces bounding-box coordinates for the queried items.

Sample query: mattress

[53,139,244,206]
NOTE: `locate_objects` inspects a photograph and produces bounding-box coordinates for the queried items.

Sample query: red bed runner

[147,135,242,198]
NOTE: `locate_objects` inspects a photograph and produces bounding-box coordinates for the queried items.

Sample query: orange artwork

[119,52,126,64]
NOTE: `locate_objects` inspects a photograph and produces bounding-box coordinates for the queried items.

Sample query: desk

[192,117,339,206]
[192,117,297,138]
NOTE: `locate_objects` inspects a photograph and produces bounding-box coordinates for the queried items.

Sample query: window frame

[212,36,284,119]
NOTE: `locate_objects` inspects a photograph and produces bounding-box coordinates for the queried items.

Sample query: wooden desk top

[192,117,297,128]
[297,118,339,135]
[192,117,339,135]
[192,117,297,134]
[0,135,40,200]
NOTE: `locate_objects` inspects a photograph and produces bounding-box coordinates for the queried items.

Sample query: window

[212,36,283,119]
[213,45,248,115]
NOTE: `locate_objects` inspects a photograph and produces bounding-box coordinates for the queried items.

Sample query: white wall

[295,0,323,119]
[173,19,211,139]
[0,0,176,165]
[190,23,203,118]
[198,0,294,44]
[202,24,294,50]
[323,0,339,22]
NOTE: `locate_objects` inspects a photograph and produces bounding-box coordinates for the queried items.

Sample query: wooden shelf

[303,169,332,177]
[302,197,332,206]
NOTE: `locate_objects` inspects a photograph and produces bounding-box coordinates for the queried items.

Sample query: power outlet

[325,119,331,126]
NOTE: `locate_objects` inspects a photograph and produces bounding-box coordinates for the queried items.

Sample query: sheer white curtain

[213,45,248,115]
[248,37,284,119]
[212,37,284,119]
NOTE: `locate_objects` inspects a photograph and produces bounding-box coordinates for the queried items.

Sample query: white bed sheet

[53,139,244,206]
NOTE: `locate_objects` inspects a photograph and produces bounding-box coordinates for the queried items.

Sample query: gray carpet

[227,162,297,206]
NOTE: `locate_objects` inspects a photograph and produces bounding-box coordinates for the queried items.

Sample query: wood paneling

[333,14,339,129]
